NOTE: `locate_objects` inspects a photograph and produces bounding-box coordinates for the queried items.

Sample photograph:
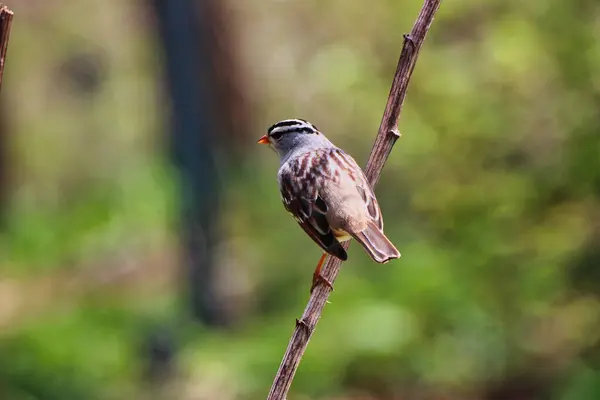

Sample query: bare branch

[0,4,13,92]
[267,1,442,399]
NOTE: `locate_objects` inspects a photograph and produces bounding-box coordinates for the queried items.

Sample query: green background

[1,0,599,399]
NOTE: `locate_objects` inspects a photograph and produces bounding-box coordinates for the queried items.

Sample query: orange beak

[257,135,270,145]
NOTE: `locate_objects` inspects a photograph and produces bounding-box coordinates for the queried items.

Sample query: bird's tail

[351,221,401,263]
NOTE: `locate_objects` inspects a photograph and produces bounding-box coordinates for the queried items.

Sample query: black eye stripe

[289,127,315,134]
[270,131,285,140]
[269,127,317,140]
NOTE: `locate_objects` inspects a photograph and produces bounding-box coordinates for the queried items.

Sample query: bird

[258,118,400,292]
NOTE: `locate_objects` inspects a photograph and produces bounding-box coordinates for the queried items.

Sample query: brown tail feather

[351,221,401,263]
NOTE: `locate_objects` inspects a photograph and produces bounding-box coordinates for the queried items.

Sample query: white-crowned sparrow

[258,118,400,290]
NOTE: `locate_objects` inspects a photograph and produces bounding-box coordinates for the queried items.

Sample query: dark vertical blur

[150,0,250,327]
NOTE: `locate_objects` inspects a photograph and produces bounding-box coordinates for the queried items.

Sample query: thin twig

[0,4,14,92]
[267,1,442,399]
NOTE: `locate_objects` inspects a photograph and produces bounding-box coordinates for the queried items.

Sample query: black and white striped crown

[267,119,320,139]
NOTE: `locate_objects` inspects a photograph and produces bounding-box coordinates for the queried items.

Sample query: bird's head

[257,119,324,157]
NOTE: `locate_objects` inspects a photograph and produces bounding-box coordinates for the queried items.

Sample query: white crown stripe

[267,119,319,138]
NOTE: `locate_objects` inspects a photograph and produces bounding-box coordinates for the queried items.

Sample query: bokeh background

[1,0,600,399]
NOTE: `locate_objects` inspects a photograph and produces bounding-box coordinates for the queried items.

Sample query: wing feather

[277,147,386,260]
[332,148,384,230]
[278,154,348,261]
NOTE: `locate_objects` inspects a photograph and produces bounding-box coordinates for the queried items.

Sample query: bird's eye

[270,131,284,141]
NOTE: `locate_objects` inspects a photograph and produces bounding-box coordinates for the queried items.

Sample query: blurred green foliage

[1,0,600,399]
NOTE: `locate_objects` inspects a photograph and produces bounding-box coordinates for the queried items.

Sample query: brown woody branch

[0,4,13,92]
[266,0,442,399]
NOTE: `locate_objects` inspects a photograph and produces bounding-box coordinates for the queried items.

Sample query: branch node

[403,33,416,49]
[295,318,312,334]
[389,128,401,138]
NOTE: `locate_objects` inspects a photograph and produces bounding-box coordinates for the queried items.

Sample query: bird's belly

[332,228,352,242]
